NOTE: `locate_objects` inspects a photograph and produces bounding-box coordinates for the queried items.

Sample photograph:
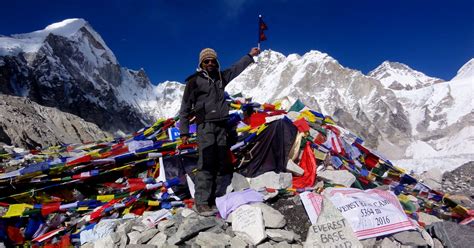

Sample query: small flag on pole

[258,15,268,49]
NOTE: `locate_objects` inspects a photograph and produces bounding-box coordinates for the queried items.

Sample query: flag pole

[258,14,261,50]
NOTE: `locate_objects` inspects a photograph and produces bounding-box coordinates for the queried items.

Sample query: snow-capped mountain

[227,51,473,169]
[0,18,179,133]
[227,50,413,159]
[368,61,444,90]
[374,59,474,171]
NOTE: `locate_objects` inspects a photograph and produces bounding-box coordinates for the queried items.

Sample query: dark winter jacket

[179,54,254,136]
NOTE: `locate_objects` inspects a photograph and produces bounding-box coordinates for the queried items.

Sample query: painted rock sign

[324,188,415,239]
[303,193,362,248]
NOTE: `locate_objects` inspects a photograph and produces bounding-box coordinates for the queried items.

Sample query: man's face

[201,58,218,73]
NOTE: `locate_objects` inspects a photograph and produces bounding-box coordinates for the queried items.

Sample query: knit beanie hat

[199,48,218,67]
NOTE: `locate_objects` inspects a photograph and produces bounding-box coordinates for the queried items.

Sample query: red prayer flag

[41,202,61,216]
[258,15,268,42]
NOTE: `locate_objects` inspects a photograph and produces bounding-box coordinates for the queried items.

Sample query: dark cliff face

[0,30,153,134]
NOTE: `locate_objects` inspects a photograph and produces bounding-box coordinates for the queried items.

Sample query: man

[179,47,260,215]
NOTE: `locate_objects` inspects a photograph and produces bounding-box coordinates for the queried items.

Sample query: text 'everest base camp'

[0,18,473,247]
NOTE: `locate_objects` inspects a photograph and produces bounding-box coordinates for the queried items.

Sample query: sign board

[302,193,362,248]
[323,188,415,239]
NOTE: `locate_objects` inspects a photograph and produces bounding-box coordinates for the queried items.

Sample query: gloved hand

[249,47,261,56]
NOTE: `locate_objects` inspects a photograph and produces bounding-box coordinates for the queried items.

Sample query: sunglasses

[202,59,217,65]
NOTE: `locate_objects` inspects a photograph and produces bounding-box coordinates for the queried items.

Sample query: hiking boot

[194,204,217,216]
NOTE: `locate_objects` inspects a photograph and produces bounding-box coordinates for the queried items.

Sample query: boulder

[251,202,286,228]
[427,221,474,248]
[232,173,250,191]
[392,230,428,247]
[195,232,232,247]
[167,215,218,245]
[287,159,304,176]
[248,172,292,190]
[266,229,296,242]
[147,232,167,247]
[304,196,362,248]
[230,236,248,247]
[136,229,160,244]
[417,212,442,226]
[318,170,356,187]
[379,238,399,248]
[420,168,443,190]
[232,205,266,245]
[157,219,175,232]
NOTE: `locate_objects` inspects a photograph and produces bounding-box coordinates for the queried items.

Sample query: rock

[427,221,474,248]
[128,231,142,245]
[379,238,399,248]
[232,204,266,245]
[360,238,376,248]
[420,229,434,247]
[125,245,156,248]
[248,172,292,190]
[251,202,286,228]
[274,242,295,248]
[232,173,250,191]
[132,224,147,233]
[82,243,94,248]
[432,238,443,248]
[147,232,167,247]
[304,196,361,248]
[116,231,128,248]
[167,215,218,245]
[137,229,160,244]
[266,229,296,242]
[206,225,226,234]
[180,208,196,218]
[318,170,356,187]
[80,219,120,245]
[225,226,236,237]
[93,234,117,248]
[157,219,175,232]
[117,221,134,234]
[445,194,473,207]
[195,232,232,247]
[230,236,248,247]
[417,212,442,226]
[163,226,178,237]
[257,241,274,248]
[261,190,279,201]
[270,196,311,241]
[392,230,428,246]
[420,168,443,190]
[287,159,304,176]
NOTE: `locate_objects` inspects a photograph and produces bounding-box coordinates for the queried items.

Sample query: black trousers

[194,121,232,205]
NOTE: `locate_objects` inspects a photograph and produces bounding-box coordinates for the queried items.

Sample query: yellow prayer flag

[237,125,251,133]
[148,200,160,206]
[256,124,267,135]
[2,204,33,218]
[97,195,115,202]
[299,110,317,123]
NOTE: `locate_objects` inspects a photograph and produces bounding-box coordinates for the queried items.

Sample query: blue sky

[1,0,473,83]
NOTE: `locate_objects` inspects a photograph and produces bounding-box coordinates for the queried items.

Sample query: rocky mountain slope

[0,94,110,148]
